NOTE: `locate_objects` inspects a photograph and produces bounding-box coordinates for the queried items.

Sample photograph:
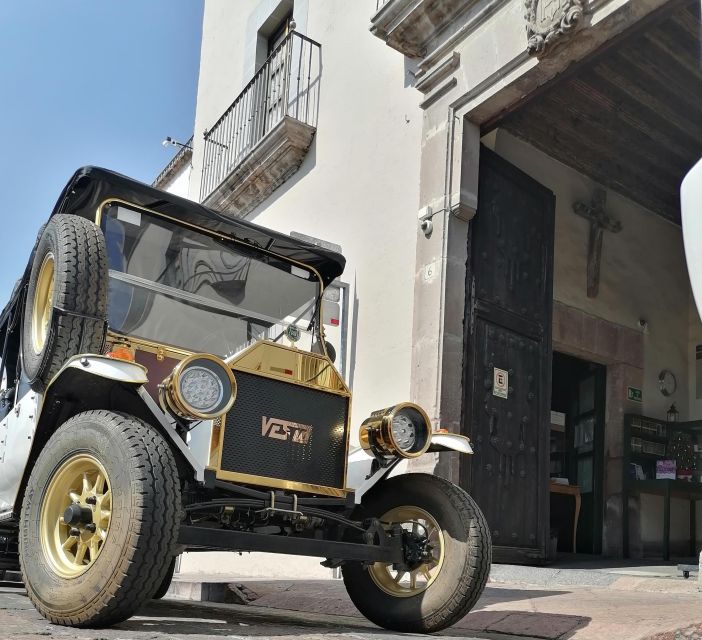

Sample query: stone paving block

[487,611,588,639]
[455,609,512,631]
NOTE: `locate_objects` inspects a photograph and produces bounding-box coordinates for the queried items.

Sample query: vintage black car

[0,167,490,632]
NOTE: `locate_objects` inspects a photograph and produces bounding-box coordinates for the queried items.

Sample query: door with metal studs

[461,146,555,564]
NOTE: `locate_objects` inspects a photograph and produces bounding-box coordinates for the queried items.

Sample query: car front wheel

[342,473,491,633]
[20,411,180,627]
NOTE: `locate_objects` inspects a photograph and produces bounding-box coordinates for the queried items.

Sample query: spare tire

[22,214,108,390]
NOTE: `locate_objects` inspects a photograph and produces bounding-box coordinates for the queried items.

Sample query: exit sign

[627,387,642,402]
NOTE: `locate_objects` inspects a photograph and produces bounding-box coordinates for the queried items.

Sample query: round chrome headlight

[359,403,432,459]
[162,354,236,420]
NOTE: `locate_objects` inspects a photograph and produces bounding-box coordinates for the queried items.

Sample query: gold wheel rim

[32,252,55,354]
[39,454,112,579]
[368,505,445,598]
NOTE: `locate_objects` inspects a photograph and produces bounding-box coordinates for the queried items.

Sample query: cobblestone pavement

[3,572,702,640]
[170,573,702,640]
[0,586,498,640]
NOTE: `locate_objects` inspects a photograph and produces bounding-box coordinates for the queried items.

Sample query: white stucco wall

[191,0,422,427]
[162,164,192,199]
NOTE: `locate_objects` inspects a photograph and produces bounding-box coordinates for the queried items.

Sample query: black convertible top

[53,166,346,285]
[0,166,346,334]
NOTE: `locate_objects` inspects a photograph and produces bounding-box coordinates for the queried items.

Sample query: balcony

[370,0,475,58]
[200,32,320,216]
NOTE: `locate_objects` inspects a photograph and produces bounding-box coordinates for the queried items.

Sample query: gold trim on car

[214,341,351,495]
[106,331,193,361]
[228,341,350,397]
[32,252,55,355]
[209,467,348,498]
[359,402,433,459]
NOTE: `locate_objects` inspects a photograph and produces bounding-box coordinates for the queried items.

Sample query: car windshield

[100,203,322,357]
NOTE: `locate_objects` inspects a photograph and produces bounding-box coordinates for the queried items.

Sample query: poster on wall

[655,459,676,480]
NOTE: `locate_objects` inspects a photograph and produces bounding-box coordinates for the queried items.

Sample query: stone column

[408,102,480,484]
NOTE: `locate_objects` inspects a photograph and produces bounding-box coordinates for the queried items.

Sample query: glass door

[571,364,606,554]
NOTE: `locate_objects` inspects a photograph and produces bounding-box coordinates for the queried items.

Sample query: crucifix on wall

[572,189,622,298]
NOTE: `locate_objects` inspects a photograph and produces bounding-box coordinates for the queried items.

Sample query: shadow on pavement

[479,585,571,603]
[119,599,379,637]
[458,609,590,639]
[457,586,589,639]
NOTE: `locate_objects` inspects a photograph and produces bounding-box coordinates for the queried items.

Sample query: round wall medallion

[658,369,677,397]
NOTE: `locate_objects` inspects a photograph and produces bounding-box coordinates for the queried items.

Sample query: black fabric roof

[52,166,346,286]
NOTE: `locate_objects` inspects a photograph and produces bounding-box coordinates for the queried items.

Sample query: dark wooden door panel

[471,159,552,324]
[462,146,555,563]
[468,319,542,549]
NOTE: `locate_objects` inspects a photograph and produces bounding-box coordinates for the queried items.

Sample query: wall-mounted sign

[493,368,509,399]
[285,324,301,343]
[627,386,642,403]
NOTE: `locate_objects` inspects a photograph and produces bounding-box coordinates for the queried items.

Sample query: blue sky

[0,1,203,301]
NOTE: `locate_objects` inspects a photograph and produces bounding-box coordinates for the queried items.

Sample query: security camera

[420,219,433,237]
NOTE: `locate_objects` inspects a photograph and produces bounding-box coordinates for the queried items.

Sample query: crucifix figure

[572,189,622,298]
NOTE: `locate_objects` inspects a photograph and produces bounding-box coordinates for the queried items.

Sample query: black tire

[20,411,181,627]
[342,473,491,633]
[152,556,177,600]
[22,214,107,391]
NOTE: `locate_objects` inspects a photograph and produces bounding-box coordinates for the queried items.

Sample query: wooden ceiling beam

[504,104,682,222]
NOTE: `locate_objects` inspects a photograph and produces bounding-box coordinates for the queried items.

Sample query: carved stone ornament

[524,0,585,55]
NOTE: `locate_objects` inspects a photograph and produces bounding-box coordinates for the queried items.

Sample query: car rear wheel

[152,556,177,600]
[342,473,491,633]
[20,411,181,627]
[22,214,108,391]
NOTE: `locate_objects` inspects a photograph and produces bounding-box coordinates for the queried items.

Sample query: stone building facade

[166,0,702,563]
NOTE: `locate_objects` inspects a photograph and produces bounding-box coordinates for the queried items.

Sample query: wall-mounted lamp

[418,205,442,238]
[162,136,192,150]
[667,403,679,423]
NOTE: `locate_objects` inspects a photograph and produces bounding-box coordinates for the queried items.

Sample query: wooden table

[550,482,581,553]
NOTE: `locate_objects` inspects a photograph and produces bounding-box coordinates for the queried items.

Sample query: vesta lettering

[261,416,312,444]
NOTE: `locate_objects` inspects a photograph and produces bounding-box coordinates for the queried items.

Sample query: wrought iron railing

[200,31,321,202]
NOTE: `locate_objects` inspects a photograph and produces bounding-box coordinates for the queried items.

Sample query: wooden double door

[461,147,555,563]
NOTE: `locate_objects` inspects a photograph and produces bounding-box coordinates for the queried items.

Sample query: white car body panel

[56,354,148,385]
[346,431,474,503]
[682,158,702,320]
[0,355,151,520]
[0,391,40,517]
[429,432,473,454]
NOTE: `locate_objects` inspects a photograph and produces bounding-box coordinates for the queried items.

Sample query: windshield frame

[95,197,329,358]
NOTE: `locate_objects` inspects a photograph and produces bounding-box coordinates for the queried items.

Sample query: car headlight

[359,403,432,460]
[161,354,236,420]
